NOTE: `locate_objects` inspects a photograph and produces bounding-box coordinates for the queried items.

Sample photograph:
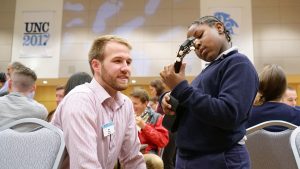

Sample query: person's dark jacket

[248,102,300,131]
[169,50,259,155]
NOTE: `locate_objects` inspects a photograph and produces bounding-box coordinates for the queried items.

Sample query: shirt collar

[9,92,23,97]
[204,46,238,67]
[89,78,125,110]
[214,46,238,61]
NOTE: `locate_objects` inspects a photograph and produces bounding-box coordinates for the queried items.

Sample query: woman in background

[64,72,92,96]
[149,79,166,111]
[52,71,92,169]
[47,72,92,121]
[248,64,300,131]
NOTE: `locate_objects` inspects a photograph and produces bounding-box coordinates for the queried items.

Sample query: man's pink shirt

[52,78,146,169]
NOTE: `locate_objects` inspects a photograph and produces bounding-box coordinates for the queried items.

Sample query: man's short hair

[7,61,26,77]
[56,85,65,91]
[11,67,37,92]
[130,88,150,103]
[11,62,26,70]
[88,35,132,74]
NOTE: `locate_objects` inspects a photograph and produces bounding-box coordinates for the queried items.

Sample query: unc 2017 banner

[20,11,53,58]
[23,17,50,48]
[12,0,63,78]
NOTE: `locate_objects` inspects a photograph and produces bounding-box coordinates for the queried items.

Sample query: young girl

[160,16,259,169]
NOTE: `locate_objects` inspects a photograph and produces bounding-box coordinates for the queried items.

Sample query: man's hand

[161,92,175,115]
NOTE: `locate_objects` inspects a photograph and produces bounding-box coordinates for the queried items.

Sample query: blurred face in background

[7,65,13,78]
[282,89,298,107]
[131,97,148,116]
[149,86,157,97]
[55,88,65,106]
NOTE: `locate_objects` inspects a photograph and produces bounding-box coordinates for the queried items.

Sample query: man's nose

[121,61,131,71]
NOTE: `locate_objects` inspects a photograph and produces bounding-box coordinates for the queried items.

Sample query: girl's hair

[257,64,287,104]
[64,72,92,96]
[190,16,231,43]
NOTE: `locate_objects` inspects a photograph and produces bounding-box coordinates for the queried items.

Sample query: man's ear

[215,22,225,34]
[31,84,36,92]
[8,79,12,90]
[91,59,101,73]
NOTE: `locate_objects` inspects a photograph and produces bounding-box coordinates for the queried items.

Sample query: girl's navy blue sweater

[170,50,259,155]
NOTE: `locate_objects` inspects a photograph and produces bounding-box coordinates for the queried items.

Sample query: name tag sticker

[102,121,115,137]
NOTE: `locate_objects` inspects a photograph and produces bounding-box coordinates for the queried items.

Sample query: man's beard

[101,66,129,91]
